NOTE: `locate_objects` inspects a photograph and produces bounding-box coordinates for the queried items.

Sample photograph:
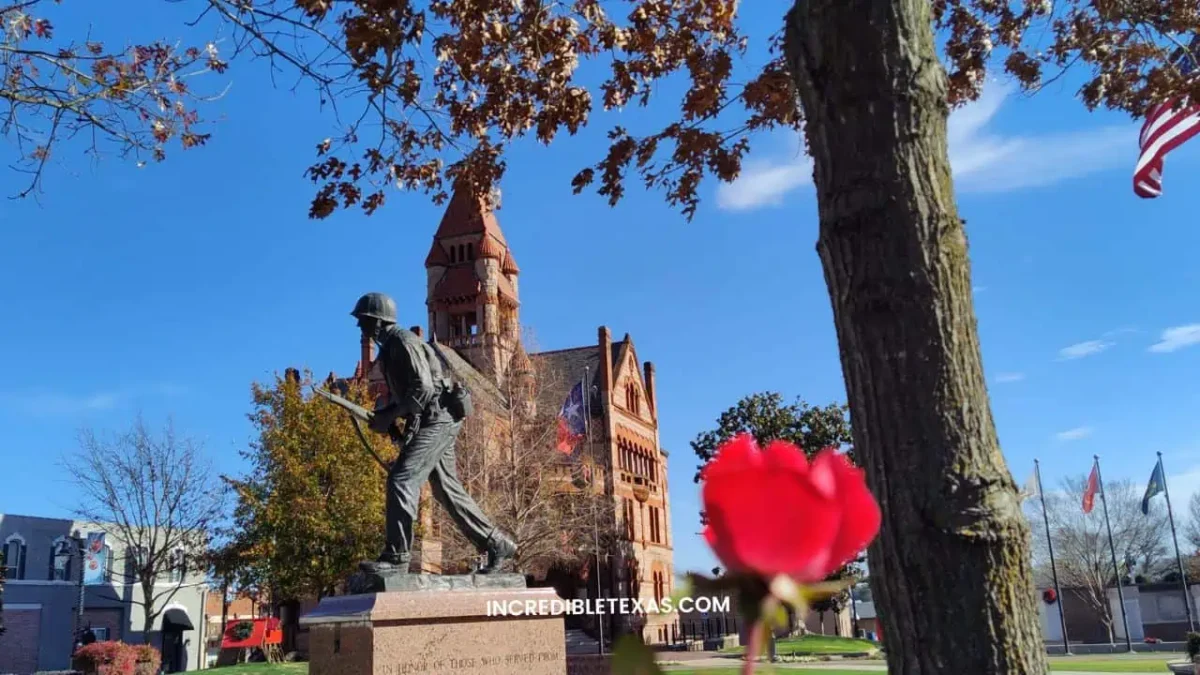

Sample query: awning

[162,607,194,631]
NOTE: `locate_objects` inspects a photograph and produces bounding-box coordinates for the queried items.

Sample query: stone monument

[300,293,568,674]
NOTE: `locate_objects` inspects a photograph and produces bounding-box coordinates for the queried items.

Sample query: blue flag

[1142,461,1165,515]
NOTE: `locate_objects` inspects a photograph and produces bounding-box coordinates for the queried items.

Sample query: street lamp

[70,530,86,651]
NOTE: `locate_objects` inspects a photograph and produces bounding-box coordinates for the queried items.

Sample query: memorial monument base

[301,578,567,675]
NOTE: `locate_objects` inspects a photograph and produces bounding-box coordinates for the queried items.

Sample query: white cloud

[1149,325,1200,353]
[974,285,988,294]
[1056,427,1094,441]
[1159,464,1200,515]
[1058,340,1115,360]
[715,160,812,210]
[715,82,1132,211]
[0,390,122,416]
[995,372,1026,383]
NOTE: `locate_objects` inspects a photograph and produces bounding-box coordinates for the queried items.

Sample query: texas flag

[556,381,586,455]
[1082,464,1100,514]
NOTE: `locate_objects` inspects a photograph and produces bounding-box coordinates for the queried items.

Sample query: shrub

[132,645,160,671]
[1187,632,1200,660]
[72,642,136,675]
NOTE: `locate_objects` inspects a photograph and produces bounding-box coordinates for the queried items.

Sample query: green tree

[203,536,252,650]
[226,368,395,600]
[691,392,852,485]
[692,392,859,637]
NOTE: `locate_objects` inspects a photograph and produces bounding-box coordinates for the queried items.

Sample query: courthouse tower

[424,188,521,383]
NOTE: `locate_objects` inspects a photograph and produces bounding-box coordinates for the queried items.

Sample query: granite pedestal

[300,574,567,675]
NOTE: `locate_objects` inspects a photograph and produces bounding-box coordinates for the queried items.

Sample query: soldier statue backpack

[422,340,473,422]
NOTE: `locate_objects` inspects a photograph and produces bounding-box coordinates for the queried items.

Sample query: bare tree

[1027,475,1170,642]
[63,416,226,643]
[1184,492,1200,553]
[430,343,616,578]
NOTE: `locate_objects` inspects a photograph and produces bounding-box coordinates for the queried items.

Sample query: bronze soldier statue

[351,292,517,574]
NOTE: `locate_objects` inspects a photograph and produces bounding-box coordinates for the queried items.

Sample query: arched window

[467,243,475,259]
[51,536,73,581]
[449,245,457,263]
[3,533,26,580]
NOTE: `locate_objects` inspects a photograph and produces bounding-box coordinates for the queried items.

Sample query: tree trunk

[219,580,230,650]
[782,0,1047,672]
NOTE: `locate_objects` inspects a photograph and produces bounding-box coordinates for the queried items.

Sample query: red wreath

[1043,588,1057,604]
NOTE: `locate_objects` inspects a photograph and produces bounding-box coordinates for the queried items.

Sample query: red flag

[1082,464,1100,513]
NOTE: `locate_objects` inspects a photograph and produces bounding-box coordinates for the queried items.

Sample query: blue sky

[4,2,1200,580]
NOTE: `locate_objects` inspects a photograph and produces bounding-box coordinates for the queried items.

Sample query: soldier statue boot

[362,550,410,575]
[477,530,517,574]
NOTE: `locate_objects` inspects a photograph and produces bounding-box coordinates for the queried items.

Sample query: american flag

[1134,37,1200,198]
[555,380,586,455]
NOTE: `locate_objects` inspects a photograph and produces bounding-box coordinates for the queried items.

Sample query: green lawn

[202,650,1185,675]
[203,665,874,675]
[719,634,880,655]
[663,671,873,674]
[1049,655,1182,673]
[204,664,309,675]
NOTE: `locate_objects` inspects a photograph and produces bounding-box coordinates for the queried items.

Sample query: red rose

[701,433,880,582]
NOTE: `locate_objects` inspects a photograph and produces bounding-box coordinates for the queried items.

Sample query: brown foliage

[12,1,1196,213]
[197,0,799,221]
[1,0,226,197]
[193,0,1200,223]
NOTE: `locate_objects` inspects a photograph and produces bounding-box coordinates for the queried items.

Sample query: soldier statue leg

[381,420,456,568]
[428,418,517,573]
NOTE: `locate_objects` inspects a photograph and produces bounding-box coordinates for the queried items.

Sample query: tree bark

[220,580,230,650]
[782,0,1047,672]
[142,582,154,645]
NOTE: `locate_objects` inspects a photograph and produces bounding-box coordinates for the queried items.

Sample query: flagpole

[584,366,604,655]
[1157,451,1195,632]
[1095,455,1133,651]
[1035,459,1071,653]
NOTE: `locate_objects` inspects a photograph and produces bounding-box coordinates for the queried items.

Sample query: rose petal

[704,457,840,579]
[703,433,762,480]
[762,439,810,476]
[815,449,881,573]
[703,523,748,572]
